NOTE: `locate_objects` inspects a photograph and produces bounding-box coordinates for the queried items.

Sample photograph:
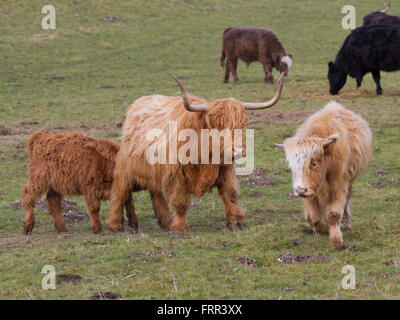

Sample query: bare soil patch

[57,274,82,284]
[240,169,274,187]
[372,178,399,187]
[91,292,122,300]
[278,253,327,264]
[124,250,177,259]
[236,257,258,267]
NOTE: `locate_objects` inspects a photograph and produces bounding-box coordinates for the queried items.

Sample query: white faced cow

[275,101,372,249]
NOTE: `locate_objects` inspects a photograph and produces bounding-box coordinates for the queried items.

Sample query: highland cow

[220,27,292,84]
[22,131,139,234]
[107,75,285,232]
[274,101,372,249]
[328,23,400,95]
[363,3,399,26]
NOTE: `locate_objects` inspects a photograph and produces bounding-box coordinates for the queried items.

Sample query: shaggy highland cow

[275,101,372,249]
[363,3,400,26]
[328,24,400,95]
[22,131,138,234]
[220,27,292,84]
[107,75,285,232]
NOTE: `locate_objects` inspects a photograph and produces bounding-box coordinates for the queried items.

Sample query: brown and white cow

[107,75,285,232]
[220,27,292,84]
[275,101,372,249]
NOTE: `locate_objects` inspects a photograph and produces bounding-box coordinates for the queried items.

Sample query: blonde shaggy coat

[107,94,248,232]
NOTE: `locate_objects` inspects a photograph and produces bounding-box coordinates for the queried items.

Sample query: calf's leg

[47,190,68,232]
[107,173,131,232]
[22,182,42,234]
[166,186,190,232]
[224,63,230,83]
[303,197,328,233]
[125,193,138,232]
[341,185,352,231]
[227,56,240,84]
[151,192,172,230]
[83,192,102,234]
[326,190,347,249]
[217,165,245,231]
[263,63,274,84]
[372,70,382,94]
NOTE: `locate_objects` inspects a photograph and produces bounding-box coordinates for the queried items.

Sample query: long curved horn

[381,2,390,13]
[172,75,208,112]
[243,74,285,110]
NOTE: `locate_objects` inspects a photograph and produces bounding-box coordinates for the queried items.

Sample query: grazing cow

[328,23,400,95]
[274,101,372,249]
[220,27,292,84]
[363,3,400,25]
[22,131,139,234]
[107,75,285,232]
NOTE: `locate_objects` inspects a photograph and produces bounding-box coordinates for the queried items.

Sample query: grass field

[0,0,399,299]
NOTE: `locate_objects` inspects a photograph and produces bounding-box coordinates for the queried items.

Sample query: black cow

[328,24,400,95]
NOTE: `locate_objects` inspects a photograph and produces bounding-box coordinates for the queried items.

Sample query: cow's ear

[86,141,119,162]
[288,53,293,59]
[322,133,339,149]
[328,61,335,71]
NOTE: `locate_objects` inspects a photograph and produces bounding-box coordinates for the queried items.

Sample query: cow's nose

[241,148,246,157]
[233,147,246,159]
[295,187,307,196]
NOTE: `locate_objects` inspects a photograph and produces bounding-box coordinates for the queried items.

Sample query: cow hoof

[234,80,241,85]
[157,218,172,230]
[92,226,103,234]
[237,222,245,230]
[376,89,382,95]
[129,222,139,233]
[56,226,69,233]
[223,79,229,83]
[108,224,123,232]
[23,223,34,235]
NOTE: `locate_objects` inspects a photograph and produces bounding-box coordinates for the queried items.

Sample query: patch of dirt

[302,228,315,235]
[124,250,177,259]
[240,169,274,187]
[50,76,65,81]
[236,257,258,267]
[99,15,125,22]
[31,32,58,41]
[57,274,82,284]
[84,240,106,246]
[372,178,399,187]
[369,272,390,278]
[0,124,13,135]
[167,231,194,239]
[278,253,327,264]
[373,170,389,177]
[64,212,88,222]
[10,199,87,222]
[249,191,264,198]
[91,292,122,300]
[100,85,115,89]
[246,109,314,125]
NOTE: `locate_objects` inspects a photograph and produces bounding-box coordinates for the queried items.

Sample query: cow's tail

[220,49,226,68]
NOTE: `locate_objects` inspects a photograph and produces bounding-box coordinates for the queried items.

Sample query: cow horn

[381,2,390,13]
[243,74,285,110]
[172,75,208,112]
[273,143,284,148]
[322,137,338,147]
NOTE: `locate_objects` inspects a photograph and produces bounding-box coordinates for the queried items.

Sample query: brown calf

[220,26,292,84]
[22,131,139,234]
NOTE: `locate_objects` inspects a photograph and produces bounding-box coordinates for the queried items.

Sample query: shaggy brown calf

[220,26,292,84]
[275,102,372,249]
[22,131,138,234]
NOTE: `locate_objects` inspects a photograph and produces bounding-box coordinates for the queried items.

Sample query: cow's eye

[310,162,317,169]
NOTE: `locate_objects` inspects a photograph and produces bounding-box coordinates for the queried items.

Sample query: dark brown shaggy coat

[22,131,138,234]
[220,27,292,84]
